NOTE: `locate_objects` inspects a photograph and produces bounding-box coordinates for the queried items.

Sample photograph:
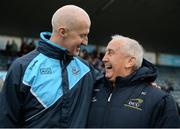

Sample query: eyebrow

[105,48,114,53]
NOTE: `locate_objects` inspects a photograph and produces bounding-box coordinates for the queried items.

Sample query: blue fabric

[67,57,90,89]
[23,53,62,108]
[40,32,67,51]
[23,54,90,108]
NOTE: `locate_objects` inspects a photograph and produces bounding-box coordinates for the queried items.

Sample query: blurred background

[0,0,180,106]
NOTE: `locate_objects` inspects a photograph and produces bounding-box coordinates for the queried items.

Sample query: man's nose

[81,37,88,45]
[102,54,107,62]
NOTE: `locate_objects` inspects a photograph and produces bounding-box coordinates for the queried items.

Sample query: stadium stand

[156,65,180,106]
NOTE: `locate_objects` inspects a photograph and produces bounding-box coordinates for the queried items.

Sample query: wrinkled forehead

[105,39,128,53]
[106,40,121,49]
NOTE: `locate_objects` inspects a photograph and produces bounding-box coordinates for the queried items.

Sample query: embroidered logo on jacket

[124,98,143,111]
[72,66,80,75]
[40,68,52,74]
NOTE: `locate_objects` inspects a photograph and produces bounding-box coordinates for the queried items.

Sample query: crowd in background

[79,49,104,72]
[0,39,36,70]
[2,39,36,57]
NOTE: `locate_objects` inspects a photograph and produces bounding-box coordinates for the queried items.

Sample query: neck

[50,33,64,46]
[122,67,134,77]
[111,68,134,87]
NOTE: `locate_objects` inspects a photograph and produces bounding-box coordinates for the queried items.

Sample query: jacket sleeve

[0,59,24,127]
[151,94,180,128]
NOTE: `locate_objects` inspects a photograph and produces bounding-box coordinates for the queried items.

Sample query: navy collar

[37,32,73,62]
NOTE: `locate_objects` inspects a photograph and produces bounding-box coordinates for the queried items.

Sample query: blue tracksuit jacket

[0,32,102,128]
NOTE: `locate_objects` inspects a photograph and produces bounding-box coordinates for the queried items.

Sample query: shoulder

[8,50,40,74]
[145,84,168,98]
[17,50,39,63]
[142,83,177,106]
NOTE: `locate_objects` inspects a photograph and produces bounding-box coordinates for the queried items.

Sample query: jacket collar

[37,32,73,62]
[112,59,157,88]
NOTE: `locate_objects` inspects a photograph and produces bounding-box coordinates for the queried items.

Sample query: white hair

[111,34,144,69]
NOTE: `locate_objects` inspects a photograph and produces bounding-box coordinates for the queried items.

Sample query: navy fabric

[0,32,102,128]
[87,59,180,128]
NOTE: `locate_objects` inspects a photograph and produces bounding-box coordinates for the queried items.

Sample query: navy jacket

[87,59,180,128]
[0,32,102,128]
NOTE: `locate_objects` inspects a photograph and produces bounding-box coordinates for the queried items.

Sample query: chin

[69,51,79,56]
[105,75,111,80]
[106,75,114,81]
[74,52,80,56]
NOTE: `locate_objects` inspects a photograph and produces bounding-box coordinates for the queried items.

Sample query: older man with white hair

[87,35,180,128]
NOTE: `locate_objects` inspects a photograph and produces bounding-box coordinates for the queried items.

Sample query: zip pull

[108,93,112,102]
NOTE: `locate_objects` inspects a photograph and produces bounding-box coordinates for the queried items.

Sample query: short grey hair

[111,34,144,69]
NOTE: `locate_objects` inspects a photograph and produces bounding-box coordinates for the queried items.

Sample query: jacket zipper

[108,93,112,102]
[101,89,113,127]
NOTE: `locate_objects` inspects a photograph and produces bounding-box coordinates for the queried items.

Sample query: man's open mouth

[105,65,112,69]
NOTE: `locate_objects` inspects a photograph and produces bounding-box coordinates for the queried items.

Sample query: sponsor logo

[124,98,143,111]
[40,68,52,74]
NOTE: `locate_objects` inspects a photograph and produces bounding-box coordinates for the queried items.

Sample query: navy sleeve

[0,59,24,127]
[151,95,180,127]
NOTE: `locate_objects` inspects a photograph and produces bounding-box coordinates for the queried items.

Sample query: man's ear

[58,27,67,38]
[126,57,136,68]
